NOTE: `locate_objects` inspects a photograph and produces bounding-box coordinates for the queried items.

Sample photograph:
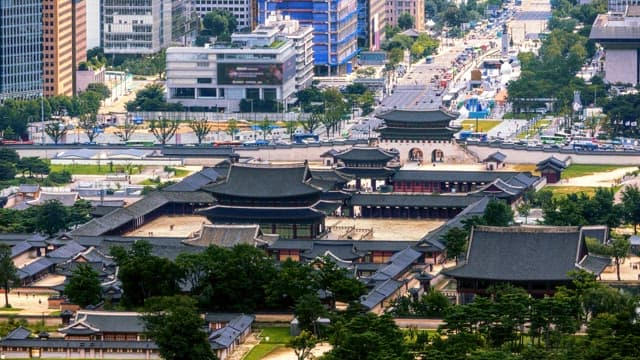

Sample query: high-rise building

[85,0,101,49]
[264,12,314,90]
[192,0,256,30]
[258,0,358,76]
[102,0,173,55]
[73,0,88,95]
[358,0,386,50]
[43,0,75,97]
[0,2,43,102]
[386,0,424,31]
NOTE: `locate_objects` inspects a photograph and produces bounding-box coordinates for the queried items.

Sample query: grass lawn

[510,164,538,174]
[50,164,142,175]
[547,186,599,198]
[139,179,159,186]
[0,307,22,312]
[461,119,502,132]
[172,168,190,178]
[243,327,292,360]
[516,119,551,139]
[561,164,629,179]
[547,185,622,199]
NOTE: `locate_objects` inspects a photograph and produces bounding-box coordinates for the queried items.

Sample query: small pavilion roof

[332,146,398,162]
[375,109,458,123]
[483,151,507,163]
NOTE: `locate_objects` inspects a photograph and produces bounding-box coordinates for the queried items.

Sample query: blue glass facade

[0,1,43,101]
[258,0,358,74]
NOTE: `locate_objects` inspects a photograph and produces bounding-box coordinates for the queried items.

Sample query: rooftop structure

[375,109,460,141]
[443,226,610,303]
[166,28,297,112]
[590,8,640,84]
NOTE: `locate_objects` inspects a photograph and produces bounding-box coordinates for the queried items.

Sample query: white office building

[102,0,173,54]
[166,26,297,111]
[191,0,255,30]
[264,12,314,91]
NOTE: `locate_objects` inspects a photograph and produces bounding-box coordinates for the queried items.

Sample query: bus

[293,133,319,144]
[126,140,155,147]
[540,135,567,145]
[213,141,243,147]
[573,142,598,151]
[459,131,488,142]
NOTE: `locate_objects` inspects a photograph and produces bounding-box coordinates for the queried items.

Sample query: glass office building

[0,1,43,102]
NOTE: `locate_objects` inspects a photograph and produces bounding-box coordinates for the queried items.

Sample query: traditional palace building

[198,163,341,239]
[375,108,473,164]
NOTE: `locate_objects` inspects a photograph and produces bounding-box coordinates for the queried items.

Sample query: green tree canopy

[0,244,19,308]
[144,296,218,360]
[65,263,102,307]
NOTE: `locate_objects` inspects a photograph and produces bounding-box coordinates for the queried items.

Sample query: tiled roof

[197,204,326,222]
[375,109,458,123]
[0,339,158,350]
[18,257,54,279]
[47,241,86,259]
[392,170,524,183]
[10,241,32,258]
[360,279,403,309]
[443,226,599,281]
[203,163,321,199]
[72,191,214,236]
[333,146,398,162]
[18,184,39,193]
[5,326,31,340]
[61,311,146,334]
[184,224,262,248]
[536,156,568,172]
[420,196,491,245]
[164,167,222,192]
[349,193,478,208]
[483,151,507,163]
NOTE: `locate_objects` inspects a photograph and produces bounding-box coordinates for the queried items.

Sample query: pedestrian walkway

[487,119,528,138]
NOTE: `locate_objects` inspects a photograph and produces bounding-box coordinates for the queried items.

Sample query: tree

[44,121,68,144]
[144,296,218,360]
[266,259,318,309]
[294,294,327,336]
[301,111,322,134]
[610,235,631,281]
[0,244,19,308]
[65,263,102,307]
[285,119,298,140]
[17,157,49,178]
[35,200,68,236]
[149,117,179,145]
[0,148,19,163]
[288,330,318,360]
[483,199,514,226]
[225,119,239,139]
[441,227,468,264]
[324,313,412,360]
[200,9,237,42]
[259,116,272,140]
[114,117,139,142]
[118,249,182,307]
[188,118,212,145]
[517,202,531,224]
[78,112,101,143]
[85,83,111,100]
[316,256,366,308]
[621,185,640,234]
[398,13,415,30]
[0,161,16,181]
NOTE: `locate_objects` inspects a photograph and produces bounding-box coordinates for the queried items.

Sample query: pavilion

[442,226,610,304]
[198,163,341,239]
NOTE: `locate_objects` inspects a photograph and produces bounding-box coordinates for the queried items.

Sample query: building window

[171,88,195,99]
[199,88,217,97]
[197,78,212,84]
[246,88,260,100]
[263,89,277,101]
